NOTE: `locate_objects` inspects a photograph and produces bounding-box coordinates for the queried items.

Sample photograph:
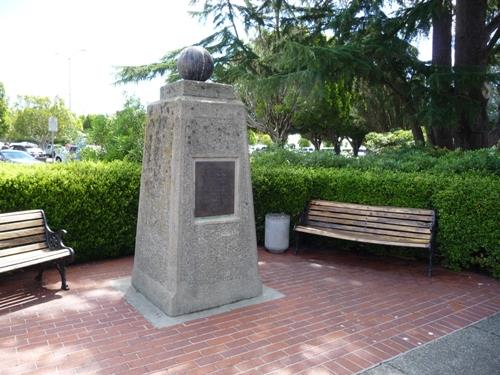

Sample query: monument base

[111,277,282,328]
[132,80,262,316]
[132,265,262,316]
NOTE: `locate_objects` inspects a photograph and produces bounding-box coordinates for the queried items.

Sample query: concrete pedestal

[132,80,262,316]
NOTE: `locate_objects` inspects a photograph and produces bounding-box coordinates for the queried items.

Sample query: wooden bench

[294,200,436,276]
[0,210,75,289]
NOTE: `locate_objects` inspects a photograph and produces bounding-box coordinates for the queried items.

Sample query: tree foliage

[84,114,111,147]
[0,82,9,139]
[9,96,81,144]
[83,97,146,162]
[297,136,311,148]
[117,0,500,150]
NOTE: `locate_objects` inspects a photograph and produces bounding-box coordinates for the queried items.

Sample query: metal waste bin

[264,213,290,253]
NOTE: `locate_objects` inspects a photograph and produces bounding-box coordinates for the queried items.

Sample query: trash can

[265,213,290,253]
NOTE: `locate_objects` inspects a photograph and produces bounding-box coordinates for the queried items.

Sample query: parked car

[45,144,69,162]
[10,142,45,160]
[0,150,42,164]
[66,144,82,160]
[55,146,71,162]
[299,147,315,153]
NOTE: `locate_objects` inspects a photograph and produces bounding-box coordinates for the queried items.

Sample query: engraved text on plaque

[195,161,235,218]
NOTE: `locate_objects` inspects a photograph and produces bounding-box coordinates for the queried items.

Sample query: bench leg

[55,263,69,290]
[428,246,433,277]
[295,232,300,255]
[35,267,44,282]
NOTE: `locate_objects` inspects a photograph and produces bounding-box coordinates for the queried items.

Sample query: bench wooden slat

[0,219,45,233]
[0,249,71,273]
[307,220,431,240]
[0,211,43,225]
[311,200,434,216]
[0,242,48,257]
[307,214,432,234]
[0,209,74,290]
[0,247,67,265]
[295,225,430,248]
[0,227,46,241]
[309,204,434,221]
[307,210,431,228]
[295,200,436,276]
[0,234,46,250]
[0,209,42,217]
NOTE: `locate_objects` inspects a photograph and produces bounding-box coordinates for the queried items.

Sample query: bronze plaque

[195,161,235,218]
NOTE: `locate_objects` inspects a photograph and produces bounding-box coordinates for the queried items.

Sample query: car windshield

[2,150,35,160]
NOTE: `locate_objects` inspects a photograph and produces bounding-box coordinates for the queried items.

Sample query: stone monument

[132,46,263,316]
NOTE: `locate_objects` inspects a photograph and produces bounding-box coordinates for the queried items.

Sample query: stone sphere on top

[176,46,214,82]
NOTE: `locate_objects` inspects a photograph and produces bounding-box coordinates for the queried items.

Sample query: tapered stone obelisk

[132,46,262,316]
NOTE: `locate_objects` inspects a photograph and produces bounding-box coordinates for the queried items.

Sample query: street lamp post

[64,49,86,111]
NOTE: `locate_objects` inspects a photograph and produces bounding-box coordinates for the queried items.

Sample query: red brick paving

[1,248,499,374]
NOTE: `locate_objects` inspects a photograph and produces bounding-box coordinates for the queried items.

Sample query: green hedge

[1,162,498,276]
[0,162,141,262]
[252,166,500,277]
[251,147,500,176]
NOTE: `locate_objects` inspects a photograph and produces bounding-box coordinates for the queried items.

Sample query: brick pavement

[1,248,499,375]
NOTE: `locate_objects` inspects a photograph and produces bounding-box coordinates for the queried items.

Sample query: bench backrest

[0,210,48,258]
[304,200,435,246]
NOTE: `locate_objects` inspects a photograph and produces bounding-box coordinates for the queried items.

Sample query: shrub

[364,129,415,153]
[433,176,500,276]
[251,147,500,176]
[252,166,500,277]
[0,162,141,262]
[1,161,498,276]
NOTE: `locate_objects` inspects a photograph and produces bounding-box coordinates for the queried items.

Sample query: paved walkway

[1,248,499,374]
[360,313,500,375]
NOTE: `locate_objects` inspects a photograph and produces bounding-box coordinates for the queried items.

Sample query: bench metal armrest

[47,228,75,261]
[294,203,309,229]
[46,228,66,249]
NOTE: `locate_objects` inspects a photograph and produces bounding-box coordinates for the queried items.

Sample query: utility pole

[58,49,86,110]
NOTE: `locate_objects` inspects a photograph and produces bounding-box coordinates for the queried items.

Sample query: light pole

[64,49,86,110]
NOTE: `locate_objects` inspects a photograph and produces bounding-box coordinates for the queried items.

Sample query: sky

[0,0,431,116]
[0,0,213,115]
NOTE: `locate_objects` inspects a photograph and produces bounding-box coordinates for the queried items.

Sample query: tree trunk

[332,136,342,155]
[348,136,364,157]
[430,0,454,149]
[410,124,425,147]
[454,0,489,149]
[311,136,322,151]
[493,85,500,147]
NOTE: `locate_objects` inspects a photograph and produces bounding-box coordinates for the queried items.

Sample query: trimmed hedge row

[251,147,500,176]
[0,162,498,276]
[0,162,141,262]
[252,166,500,277]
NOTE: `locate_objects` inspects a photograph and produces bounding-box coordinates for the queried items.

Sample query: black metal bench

[0,210,75,289]
[294,200,436,276]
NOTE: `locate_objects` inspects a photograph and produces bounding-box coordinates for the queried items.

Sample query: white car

[51,145,70,162]
[10,142,45,160]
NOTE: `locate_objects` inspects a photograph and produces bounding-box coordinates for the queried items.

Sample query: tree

[293,80,353,152]
[429,0,454,148]
[84,114,111,146]
[116,1,499,150]
[398,0,499,149]
[0,82,9,138]
[453,0,499,149]
[241,79,300,146]
[117,1,311,146]
[298,137,311,148]
[9,96,81,145]
[247,128,257,145]
[101,97,146,162]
